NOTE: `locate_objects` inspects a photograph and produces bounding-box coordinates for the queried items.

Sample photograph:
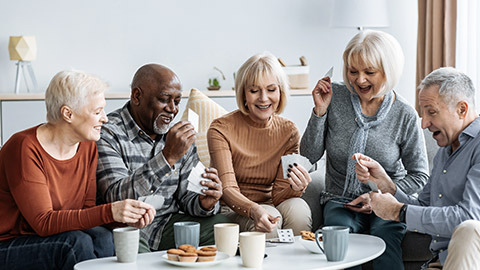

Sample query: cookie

[178,252,198,262]
[178,244,197,253]
[196,251,216,262]
[200,246,217,252]
[300,230,316,241]
[167,248,185,261]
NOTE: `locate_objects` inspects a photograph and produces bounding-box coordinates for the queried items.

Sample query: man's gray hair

[419,67,476,110]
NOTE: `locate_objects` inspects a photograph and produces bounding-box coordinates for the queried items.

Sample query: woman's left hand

[287,163,312,192]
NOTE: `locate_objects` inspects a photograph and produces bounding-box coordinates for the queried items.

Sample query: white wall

[0,0,418,105]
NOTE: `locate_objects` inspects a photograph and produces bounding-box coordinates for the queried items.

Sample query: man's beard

[153,113,173,135]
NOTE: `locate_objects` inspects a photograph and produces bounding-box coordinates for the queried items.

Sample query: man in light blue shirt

[354,67,480,269]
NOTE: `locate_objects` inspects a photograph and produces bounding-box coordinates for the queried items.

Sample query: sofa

[302,128,439,270]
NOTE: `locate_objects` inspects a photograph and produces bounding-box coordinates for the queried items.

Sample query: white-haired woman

[300,30,429,270]
[208,53,312,239]
[0,70,155,270]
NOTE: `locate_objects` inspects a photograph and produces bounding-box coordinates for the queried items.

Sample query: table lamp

[8,36,38,94]
[330,0,389,31]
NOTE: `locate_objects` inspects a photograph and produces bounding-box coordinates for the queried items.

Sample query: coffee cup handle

[314,229,325,253]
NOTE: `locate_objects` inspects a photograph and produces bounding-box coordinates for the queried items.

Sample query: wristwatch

[399,204,408,223]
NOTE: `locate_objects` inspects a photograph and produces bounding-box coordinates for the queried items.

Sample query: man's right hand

[353,153,397,195]
[312,77,333,117]
[163,121,196,166]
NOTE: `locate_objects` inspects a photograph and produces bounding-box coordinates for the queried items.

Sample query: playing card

[281,153,313,179]
[138,194,165,209]
[354,153,367,170]
[368,180,379,192]
[187,109,199,132]
[324,66,334,79]
[187,161,210,194]
[277,229,295,243]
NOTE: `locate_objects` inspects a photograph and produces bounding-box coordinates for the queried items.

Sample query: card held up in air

[188,109,199,132]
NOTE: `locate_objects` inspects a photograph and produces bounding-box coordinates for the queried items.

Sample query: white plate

[161,252,229,267]
[297,235,323,254]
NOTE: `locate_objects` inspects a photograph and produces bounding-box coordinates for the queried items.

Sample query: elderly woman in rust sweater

[0,70,155,270]
[207,52,312,238]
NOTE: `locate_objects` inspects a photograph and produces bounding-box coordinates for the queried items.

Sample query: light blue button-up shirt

[395,116,480,264]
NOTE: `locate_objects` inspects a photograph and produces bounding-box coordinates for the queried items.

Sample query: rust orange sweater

[207,110,302,218]
[0,126,114,241]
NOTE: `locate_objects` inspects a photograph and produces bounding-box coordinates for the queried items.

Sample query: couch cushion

[180,88,228,166]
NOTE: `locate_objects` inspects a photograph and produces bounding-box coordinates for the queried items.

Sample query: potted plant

[207,67,225,91]
[208,77,221,90]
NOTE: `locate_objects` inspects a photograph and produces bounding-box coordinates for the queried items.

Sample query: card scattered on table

[281,153,313,179]
[187,109,199,132]
[187,161,210,194]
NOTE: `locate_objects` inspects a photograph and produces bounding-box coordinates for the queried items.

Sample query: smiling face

[71,92,108,141]
[419,85,464,149]
[346,59,386,102]
[129,65,183,140]
[244,73,280,124]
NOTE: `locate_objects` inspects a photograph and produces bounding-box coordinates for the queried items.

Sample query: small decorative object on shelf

[280,56,309,89]
[207,67,226,91]
[8,36,38,94]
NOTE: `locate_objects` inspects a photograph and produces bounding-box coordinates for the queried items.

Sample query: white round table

[75,233,385,270]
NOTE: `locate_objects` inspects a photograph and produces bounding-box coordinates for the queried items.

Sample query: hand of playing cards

[187,161,211,194]
[281,153,313,179]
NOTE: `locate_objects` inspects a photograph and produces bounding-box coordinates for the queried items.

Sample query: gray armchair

[302,128,438,270]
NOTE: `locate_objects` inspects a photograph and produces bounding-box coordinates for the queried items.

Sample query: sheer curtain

[416,0,457,115]
[456,0,479,106]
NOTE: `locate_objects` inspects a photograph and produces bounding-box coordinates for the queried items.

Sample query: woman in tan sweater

[207,53,312,238]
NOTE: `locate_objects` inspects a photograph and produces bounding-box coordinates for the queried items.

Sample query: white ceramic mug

[113,227,139,263]
[239,232,265,268]
[214,223,239,257]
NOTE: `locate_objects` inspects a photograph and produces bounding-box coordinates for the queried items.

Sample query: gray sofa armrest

[302,170,325,231]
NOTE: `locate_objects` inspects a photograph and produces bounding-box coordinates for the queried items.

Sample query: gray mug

[315,226,349,261]
[174,221,200,249]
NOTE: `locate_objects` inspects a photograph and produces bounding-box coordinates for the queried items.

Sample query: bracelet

[399,204,408,223]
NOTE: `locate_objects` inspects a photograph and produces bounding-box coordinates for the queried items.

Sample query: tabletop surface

[74,233,385,270]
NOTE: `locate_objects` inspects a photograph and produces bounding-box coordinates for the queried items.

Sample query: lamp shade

[8,36,37,61]
[330,0,389,29]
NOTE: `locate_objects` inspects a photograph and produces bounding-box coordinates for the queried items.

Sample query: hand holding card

[281,153,313,179]
[187,161,211,194]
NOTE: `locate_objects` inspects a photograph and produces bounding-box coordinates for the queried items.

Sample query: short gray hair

[419,67,476,110]
[343,30,404,97]
[45,70,108,123]
[235,52,289,115]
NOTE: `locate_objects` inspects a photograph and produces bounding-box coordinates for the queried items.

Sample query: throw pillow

[181,88,228,166]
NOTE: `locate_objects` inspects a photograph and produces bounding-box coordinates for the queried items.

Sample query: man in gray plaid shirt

[96,64,231,251]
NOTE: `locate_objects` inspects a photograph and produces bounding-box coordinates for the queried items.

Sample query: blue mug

[315,226,349,261]
[174,221,200,249]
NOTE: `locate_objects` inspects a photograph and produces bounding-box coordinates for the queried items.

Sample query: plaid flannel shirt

[96,102,219,250]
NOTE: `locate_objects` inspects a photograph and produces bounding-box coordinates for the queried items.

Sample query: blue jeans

[323,201,406,270]
[0,226,114,270]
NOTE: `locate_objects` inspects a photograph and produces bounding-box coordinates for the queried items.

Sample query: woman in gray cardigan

[300,30,429,270]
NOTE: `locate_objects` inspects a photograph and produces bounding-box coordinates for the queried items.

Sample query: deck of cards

[187,161,210,194]
[281,153,313,179]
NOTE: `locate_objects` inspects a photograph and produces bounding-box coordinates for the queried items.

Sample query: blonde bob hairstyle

[235,52,289,115]
[343,30,404,97]
[45,70,108,123]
